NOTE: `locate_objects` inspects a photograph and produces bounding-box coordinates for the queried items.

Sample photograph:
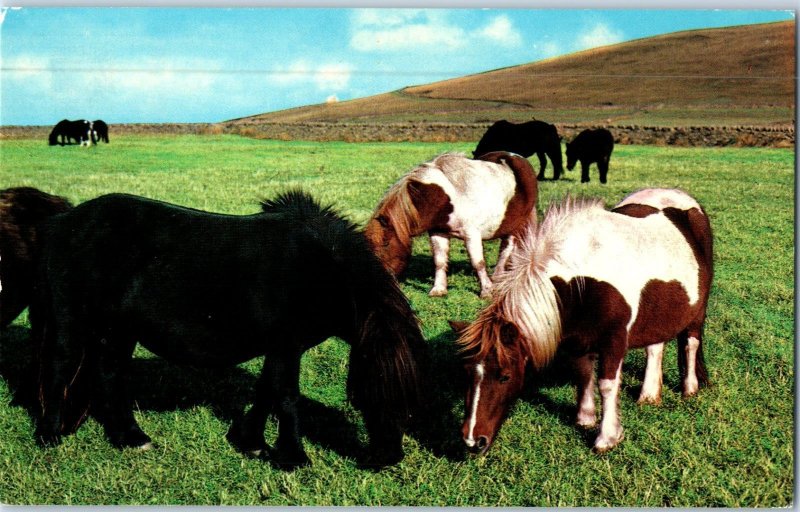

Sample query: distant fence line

[1,122,794,148]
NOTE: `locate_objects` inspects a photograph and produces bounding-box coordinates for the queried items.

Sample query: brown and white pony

[365,152,538,298]
[454,188,713,454]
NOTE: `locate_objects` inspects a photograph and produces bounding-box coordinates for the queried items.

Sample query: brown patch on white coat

[612,188,713,405]
[456,190,713,454]
[364,151,538,298]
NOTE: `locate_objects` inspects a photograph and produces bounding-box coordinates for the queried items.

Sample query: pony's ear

[500,322,520,346]
[448,320,470,334]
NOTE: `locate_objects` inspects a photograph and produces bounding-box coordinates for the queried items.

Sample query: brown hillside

[233,20,795,127]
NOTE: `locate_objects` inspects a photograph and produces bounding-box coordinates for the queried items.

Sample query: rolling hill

[231,20,795,128]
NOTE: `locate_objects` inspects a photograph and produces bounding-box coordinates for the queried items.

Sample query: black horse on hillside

[566,128,615,184]
[91,120,110,144]
[0,187,73,327]
[31,191,426,469]
[473,120,564,180]
[48,119,92,146]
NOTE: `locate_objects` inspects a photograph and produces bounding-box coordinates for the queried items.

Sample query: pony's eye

[499,374,511,383]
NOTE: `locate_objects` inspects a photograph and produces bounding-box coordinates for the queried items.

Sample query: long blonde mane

[370,152,481,248]
[459,196,605,369]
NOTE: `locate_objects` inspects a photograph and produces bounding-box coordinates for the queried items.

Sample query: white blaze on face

[465,362,485,447]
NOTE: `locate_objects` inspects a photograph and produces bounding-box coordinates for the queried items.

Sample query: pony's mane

[372,175,420,250]
[458,196,606,368]
[371,152,471,249]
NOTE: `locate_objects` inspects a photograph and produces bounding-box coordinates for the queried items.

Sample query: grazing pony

[31,191,426,469]
[455,189,713,454]
[48,119,93,146]
[0,187,73,327]
[473,120,564,180]
[565,128,614,184]
[612,188,713,405]
[365,152,538,298]
[91,120,110,143]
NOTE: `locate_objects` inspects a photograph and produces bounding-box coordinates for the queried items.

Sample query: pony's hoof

[637,394,662,405]
[108,428,152,450]
[226,424,267,457]
[428,287,447,297]
[592,431,624,453]
[267,447,311,471]
[35,430,62,448]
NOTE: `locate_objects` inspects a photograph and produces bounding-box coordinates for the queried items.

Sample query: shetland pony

[91,120,110,143]
[365,152,538,298]
[455,188,713,454]
[473,120,564,180]
[48,119,93,146]
[31,191,426,469]
[0,187,73,327]
[565,128,614,184]
[612,188,713,405]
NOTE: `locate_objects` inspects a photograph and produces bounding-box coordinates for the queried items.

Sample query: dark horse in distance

[32,191,426,469]
[48,119,93,146]
[566,128,614,184]
[91,120,110,144]
[0,187,72,327]
[473,120,564,180]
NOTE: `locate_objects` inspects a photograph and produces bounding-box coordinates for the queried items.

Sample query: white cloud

[535,41,562,59]
[478,15,522,47]
[265,60,352,91]
[353,9,425,28]
[350,10,465,52]
[577,23,624,50]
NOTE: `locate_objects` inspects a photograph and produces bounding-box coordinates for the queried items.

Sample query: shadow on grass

[0,323,467,464]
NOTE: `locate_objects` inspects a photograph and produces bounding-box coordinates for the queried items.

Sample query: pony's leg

[593,352,625,453]
[536,151,548,179]
[637,342,664,404]
[35,319,89,446]
[228,353,309,469]
[463,232,493,299]
[428,233,450,297]
[598,157,609,184]
[573,353,597,428]
[580,161,591,183]
[677,320,709,397]
[492,235,515,279]
[92,337,152,449]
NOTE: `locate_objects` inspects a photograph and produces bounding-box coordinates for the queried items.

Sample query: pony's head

[365,179,420,277]
[452,318,529,455]
[451,206,566,454]
[364,214,412,276]
[565,141,577,171]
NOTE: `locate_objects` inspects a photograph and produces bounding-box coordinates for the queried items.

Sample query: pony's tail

[346,264,427,464]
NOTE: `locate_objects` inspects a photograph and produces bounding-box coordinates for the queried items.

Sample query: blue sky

[0,7,794,125]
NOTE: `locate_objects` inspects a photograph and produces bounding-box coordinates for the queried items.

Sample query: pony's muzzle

[464,435,491,455]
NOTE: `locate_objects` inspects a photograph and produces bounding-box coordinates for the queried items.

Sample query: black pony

[566,128,615,184]
[91,120,109,144]
[0,187,72,327]
[32,191,426,469]
[48,119,92,146]
[473,120,564,180]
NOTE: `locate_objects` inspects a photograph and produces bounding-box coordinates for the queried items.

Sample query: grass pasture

[0,134,794,506]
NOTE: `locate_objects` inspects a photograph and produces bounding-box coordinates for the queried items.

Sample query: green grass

[0,135,793,506]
